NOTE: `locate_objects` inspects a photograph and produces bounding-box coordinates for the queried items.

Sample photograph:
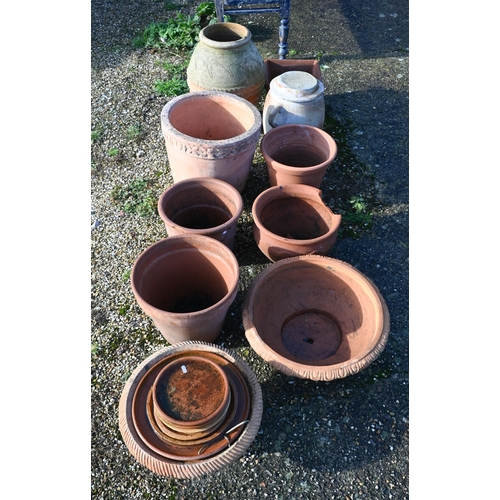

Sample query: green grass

[91,126,103,141]
[126,125,143,140]
[110,178,158,217]
[108,148,119,157]
[154,77,189,96]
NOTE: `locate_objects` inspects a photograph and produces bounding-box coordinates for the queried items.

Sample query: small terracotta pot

[161,91,262,193]
[264,58,323,91]
[252,184,341,262]
[242,256,390,381]
[260,124,338,188]
[158,178,243,250]
[131,235,239,344]
[187,22,265,106]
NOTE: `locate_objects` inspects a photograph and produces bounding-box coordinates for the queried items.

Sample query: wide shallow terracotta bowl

[242,255,390,381]
[119,342,262,478]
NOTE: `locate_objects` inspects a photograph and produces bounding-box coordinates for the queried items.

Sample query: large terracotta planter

[161,91,262,193]
[252,184,341,262]
[187,22,265,106]
[263,71,325,133]
[158,178,243,250]
[242,256,390,381]
[264,58,322,91]
[131,235,239,344]
[119,341,263,478]
[260,124,337,188]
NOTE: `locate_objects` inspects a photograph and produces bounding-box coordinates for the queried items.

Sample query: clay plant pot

[264,58,322,91]
[158,178,243,250]
[161,91,262,193]
[252,184,341,262]
[131,235,239,344]
[260,124,337,188]
[242,255,390,381]
[187,22,265,106]
[263,71,325,133]
[119,341,263,478]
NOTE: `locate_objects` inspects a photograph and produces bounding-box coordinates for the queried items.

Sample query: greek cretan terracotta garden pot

[158,178,243,250]
[264,58,322,91]
[187,22,265,106]
[263,71,325,133]
[161,91,262,193]
[260,124,338,188]
[119,341,263,478]
[252,184,341,262]
[131,235,239,344]
[242,255,390,381]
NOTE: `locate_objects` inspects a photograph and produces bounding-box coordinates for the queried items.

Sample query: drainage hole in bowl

[281,309,342,361]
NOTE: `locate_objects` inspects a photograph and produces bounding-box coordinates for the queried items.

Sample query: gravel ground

[91,0,409,498]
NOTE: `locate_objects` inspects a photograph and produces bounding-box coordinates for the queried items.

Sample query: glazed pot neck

[199,22,251,50]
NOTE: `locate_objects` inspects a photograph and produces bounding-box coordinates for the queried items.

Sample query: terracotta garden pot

[242,255,390,381]
[158,178,243,250]
[252,184,341,262]
[187,22,265,106]
[263,71,325,133]
[161,91,262,193]
[264,58,322,91]
[119,341,263,478]
[260,124,337,188]
[131,235,239,344]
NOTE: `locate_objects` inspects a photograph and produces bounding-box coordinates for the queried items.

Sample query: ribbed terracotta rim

[118,342,263,478]
[161,91,262,149]
[242,255,390,381]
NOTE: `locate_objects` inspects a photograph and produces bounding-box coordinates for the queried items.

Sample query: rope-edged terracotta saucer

[242,255,390,381]
[119,341,263,478]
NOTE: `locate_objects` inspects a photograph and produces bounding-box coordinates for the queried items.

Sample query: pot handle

[263,104,287,134]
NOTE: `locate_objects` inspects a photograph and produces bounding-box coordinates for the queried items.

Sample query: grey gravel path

[91,0,409,498]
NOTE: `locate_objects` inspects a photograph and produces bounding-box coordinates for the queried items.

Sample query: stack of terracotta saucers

[119,342,263,478]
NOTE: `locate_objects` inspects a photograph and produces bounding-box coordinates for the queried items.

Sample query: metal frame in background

[214,0,291,59]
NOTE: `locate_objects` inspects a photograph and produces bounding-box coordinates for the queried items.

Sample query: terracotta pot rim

[161,91,261,146]
[118,341,263,478]
[242,255,390,381]
[199,22,251,49]
[252,184,341,246]
[131,235,240,318]
[158,178,244,235]
[260,124,337,171]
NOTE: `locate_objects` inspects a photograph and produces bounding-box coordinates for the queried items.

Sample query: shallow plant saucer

[119,342,262,478]
[242,255,390,381]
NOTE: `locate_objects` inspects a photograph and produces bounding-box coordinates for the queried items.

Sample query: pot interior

[259,196,331,239]
[169,97,255,140]
[203,23,245,42]
[163,185,235,230]
[137,249,233,313]
[250,261,380,366]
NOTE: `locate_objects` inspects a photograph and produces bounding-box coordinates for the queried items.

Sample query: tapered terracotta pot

[158,178,243,250]
[242,256,390,381]
[260,124,337,188]
[161,91,262,193]
[131,235,239,344]
[187,22,265,106]
[252,184,341,262]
